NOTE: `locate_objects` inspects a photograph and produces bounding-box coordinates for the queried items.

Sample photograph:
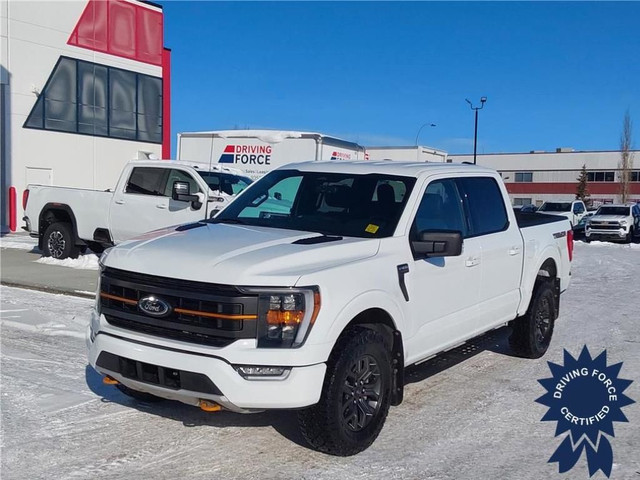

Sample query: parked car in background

[585,204,640,243]
[513,204,537,215]
[538,200,586,226]
[572,210,596,238]
[23,161,253,258]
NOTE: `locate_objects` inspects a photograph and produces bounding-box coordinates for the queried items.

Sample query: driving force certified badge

[536,346,634,477]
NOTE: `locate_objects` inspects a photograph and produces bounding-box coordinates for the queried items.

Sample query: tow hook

[199,400,222,412]
[102,375,119,385]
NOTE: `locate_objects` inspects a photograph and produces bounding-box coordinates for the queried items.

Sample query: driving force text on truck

[177,130,366,180]
[88,161,573,456]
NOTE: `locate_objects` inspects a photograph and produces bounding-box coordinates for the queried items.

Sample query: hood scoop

[293,235,344,245]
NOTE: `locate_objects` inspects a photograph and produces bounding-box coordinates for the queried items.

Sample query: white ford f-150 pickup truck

[87,161,573,455]
[23,160,252,258]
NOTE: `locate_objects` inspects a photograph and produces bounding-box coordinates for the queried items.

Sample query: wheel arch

[325,294,406,406]
[518,247,561,318]
[38,203,84,250]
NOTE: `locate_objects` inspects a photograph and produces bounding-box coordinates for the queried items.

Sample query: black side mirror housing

[412,230,463,259]
[172,181,202,210]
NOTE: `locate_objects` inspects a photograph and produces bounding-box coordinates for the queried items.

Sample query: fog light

[234,365,291,378]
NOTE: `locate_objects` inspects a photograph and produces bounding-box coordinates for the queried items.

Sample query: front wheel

[298,327,392,456]
[42,222,79,259]
[509,281,557,358]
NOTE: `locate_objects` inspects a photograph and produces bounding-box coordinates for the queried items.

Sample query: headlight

[239,287,321,348]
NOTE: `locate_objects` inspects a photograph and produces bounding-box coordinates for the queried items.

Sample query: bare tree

[619,110,634,203]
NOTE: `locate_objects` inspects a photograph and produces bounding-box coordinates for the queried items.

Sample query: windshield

[212,169,417,238]
[596,206,630,216]
[539,202,572,212]
[197,171,252,195]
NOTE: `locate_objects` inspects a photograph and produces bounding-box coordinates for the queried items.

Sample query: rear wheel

[509,281,556,358]
[42,222,79,259]
[298,327,392,456]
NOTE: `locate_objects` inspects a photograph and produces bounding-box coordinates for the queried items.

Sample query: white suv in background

[586,204,640,243]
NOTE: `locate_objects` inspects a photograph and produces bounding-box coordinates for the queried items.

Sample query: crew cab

[538,199,586,226]
[585,203,640,243]
[23,161,252,258]
[87,161,573,456]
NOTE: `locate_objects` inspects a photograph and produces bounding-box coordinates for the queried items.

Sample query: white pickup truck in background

[88,161,573,456]
[537,199,587,226]
[23,161,252,258]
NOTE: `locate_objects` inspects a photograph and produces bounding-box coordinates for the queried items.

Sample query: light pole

[465,97,487,164]
[414,122,436,146]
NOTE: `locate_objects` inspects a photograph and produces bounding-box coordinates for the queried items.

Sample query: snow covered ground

[1,233,100,270]
[1,242,638,479]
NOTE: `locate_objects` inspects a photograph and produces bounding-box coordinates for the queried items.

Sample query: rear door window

[457,177,509,237]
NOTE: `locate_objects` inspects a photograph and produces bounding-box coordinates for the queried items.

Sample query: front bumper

[87,322,326,412]
[585,226,629,239]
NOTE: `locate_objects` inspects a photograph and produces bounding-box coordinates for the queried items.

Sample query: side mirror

[172,181,201,209]
[412,230,463,259]
[274,192,282,201]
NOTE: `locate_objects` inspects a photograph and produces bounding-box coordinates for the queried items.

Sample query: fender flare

[518,245,561,317]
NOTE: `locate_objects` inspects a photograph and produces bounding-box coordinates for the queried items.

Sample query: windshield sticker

[365,224,380,234]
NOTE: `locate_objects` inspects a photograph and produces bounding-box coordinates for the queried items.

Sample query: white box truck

[365,145,448,163]
[177,130,366,180]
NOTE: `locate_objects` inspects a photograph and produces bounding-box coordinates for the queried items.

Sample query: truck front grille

[100,267,258,347]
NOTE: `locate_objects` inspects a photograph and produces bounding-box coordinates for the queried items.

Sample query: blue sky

[159,1,640,156]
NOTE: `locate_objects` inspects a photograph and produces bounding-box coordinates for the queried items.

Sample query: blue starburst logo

[536,346,634,477]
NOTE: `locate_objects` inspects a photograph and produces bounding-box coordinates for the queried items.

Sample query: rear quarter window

[457,177,509,237]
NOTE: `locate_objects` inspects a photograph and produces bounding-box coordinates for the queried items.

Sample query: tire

[298,327,392,456]
[42,222,79,259]
[625,227,633,244]
[116,383,164,403]
[509,281,556,359]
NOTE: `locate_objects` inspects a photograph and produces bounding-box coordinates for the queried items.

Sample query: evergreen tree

[576,164,590,205]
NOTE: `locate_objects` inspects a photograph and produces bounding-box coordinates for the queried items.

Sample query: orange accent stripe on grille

[100,292,138,305]
[99,292,255,320]
[174,308,256,320]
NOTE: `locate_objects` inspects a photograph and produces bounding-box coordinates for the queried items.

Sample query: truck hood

[589,215,629,222]
[103,223,380,286]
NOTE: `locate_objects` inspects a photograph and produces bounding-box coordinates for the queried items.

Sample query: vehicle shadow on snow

[84,327,515,450]
[84,365,308,447]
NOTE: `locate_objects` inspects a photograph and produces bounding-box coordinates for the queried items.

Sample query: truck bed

[514,210,567,229]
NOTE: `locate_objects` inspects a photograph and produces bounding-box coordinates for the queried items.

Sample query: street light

[414,122,436,146]
[465,96,487,164]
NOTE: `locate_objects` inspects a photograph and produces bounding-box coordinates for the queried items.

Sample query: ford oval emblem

[138,296,171,317]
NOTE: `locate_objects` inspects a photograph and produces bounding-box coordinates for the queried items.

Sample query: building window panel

[513,197,532,206]
[515,172,533,182]
[24,56,162,144]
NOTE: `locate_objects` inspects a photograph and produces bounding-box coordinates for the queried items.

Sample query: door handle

[465,256,480,267]
[156,204,168,209]
[114,200,125,205]
[508,246,522,256]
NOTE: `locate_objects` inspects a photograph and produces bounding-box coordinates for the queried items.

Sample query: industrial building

[1,0,170,232]
[450,148,640,207]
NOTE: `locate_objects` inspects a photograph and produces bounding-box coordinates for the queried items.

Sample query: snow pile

[577,240,640,249]
[0,234,39,252]
[35,254,100,270]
